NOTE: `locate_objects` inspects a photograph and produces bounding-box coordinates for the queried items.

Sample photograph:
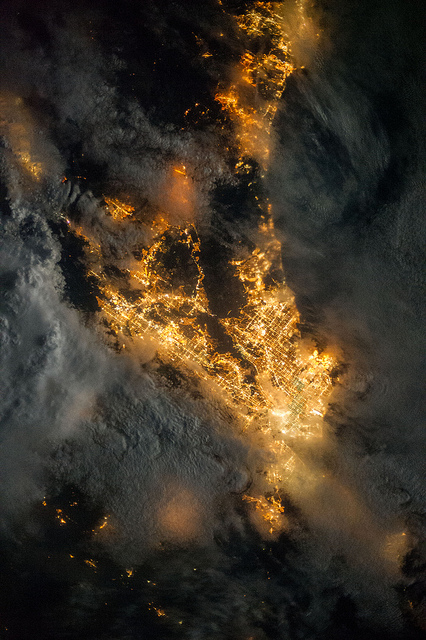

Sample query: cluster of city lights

[215,1,295,164]
[60,1,335,536]
[69,203,334,534]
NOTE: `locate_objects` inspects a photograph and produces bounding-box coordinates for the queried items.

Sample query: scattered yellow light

[92,514,112,536]
[214,2,294,164]
[17,152,43,180]
[104,196,135,220]
[148,603,166,617]
[84,559,98,569]
[243,492,286,533]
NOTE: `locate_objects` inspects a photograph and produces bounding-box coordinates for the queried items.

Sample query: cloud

[266,0,426,633]
[0,218,110,524]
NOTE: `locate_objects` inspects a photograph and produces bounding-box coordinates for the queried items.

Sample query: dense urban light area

[59,0,335,535]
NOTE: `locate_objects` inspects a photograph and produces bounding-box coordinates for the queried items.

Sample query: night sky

[0,1,425,639]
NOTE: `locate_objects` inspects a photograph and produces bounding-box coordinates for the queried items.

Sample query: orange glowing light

[104,197,135,220]
[84,559,98,569]
[64,1,336,537]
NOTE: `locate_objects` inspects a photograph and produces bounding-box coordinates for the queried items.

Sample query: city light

[65,0,334,535]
